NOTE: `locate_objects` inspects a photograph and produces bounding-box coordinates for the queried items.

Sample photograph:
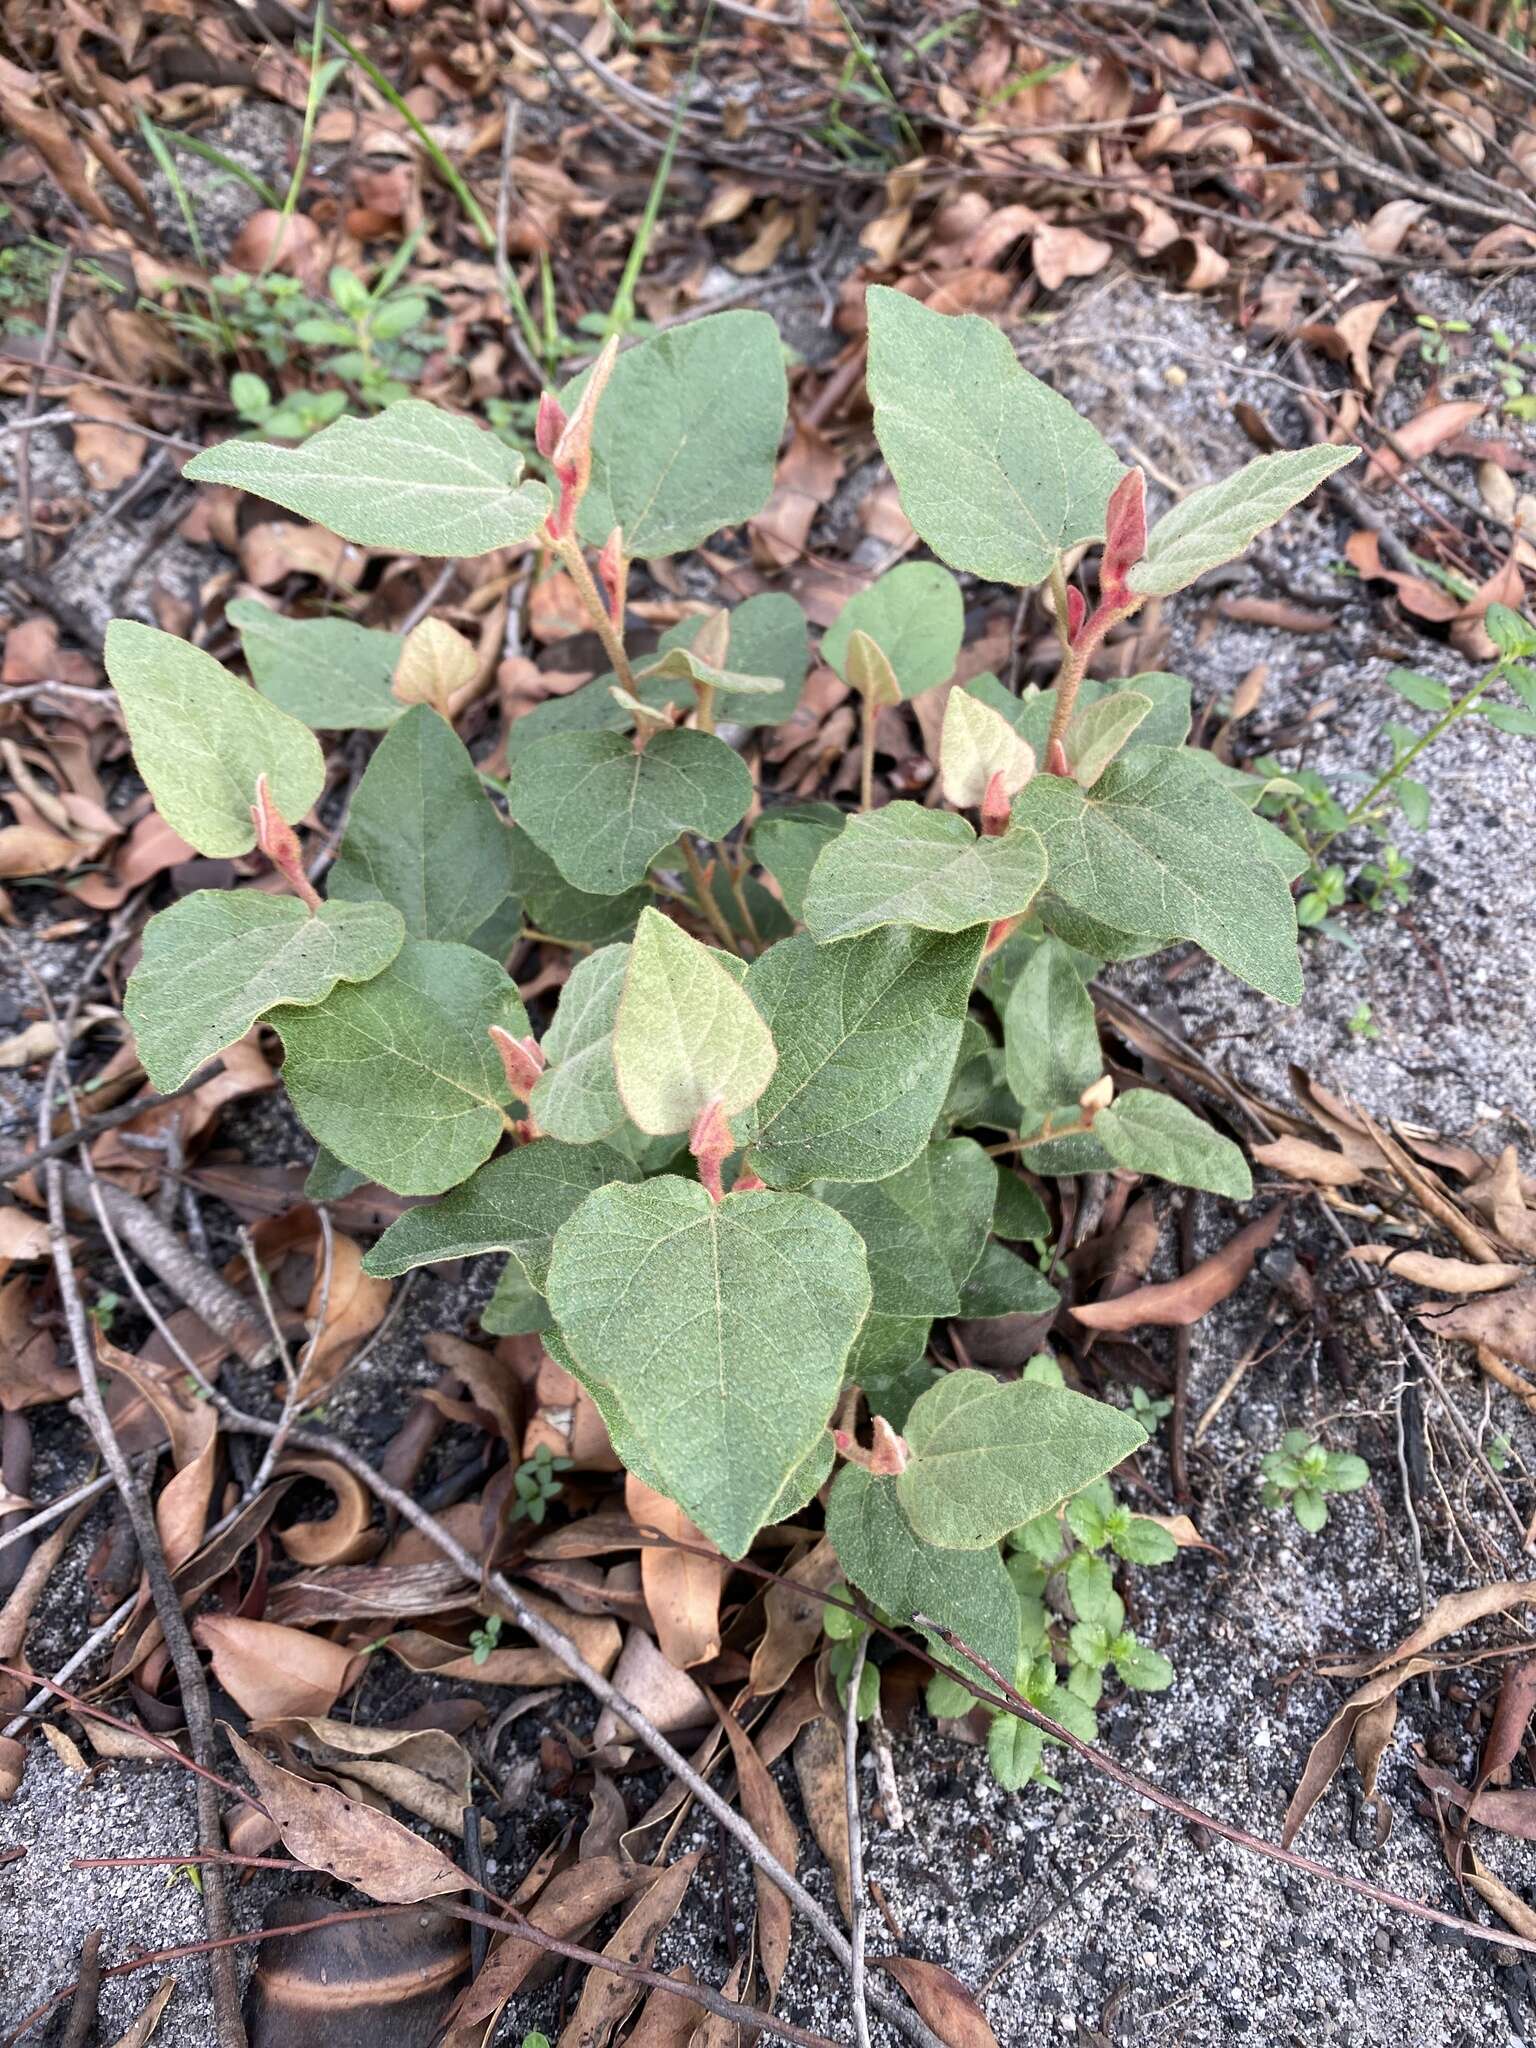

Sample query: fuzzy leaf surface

[506,823,646,946]
[957,1241,1061,1319]
[743,925,984,1189]
[546,1177,870,1556]
[821,562,964,700]
[126,892,404,1092]
[1093,1089,1252,1199]
[865,285,1125,587]
[804,803,1046,943]
[273,938,528,1195]
[940,689,1036,808]
[183,401,551,555]
[751,803,846,921]
[656,593,809,728]
[105,621,324,857]
[1129,446,1358,596]
[1067,690,1151,786]
[228,599,403,731]
[816,1139,996,1317]
[1002,937,1102,1125]
[966,671,1191,755]
[508,728,752,894]
[614,908,777,1136]
[897,1370,1145,1549]
[529,943,628,1142]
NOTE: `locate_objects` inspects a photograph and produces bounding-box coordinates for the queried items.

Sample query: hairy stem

[554,534,636,692]
[680,839,743,955]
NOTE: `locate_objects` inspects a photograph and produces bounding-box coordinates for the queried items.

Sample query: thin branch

[845,1635,872,2048]
[0,1061,226,1184]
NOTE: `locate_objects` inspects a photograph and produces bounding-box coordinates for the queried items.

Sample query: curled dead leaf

[1070,1207,1284,1331]
[626,1474,725,1671]
[1347,1247,1527,1294]
[1252,1136,1362,1187]
[195,1615,359,1720]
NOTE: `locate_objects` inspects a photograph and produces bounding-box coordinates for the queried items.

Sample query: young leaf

[743,925,985,1189]
[967,670,1192,756]
[570,311,788,558]
[1066,690,1152,787]
[508,728,752,895]
[897,1369,1146,1550]
[1112,1637,1174,1691]
[987,1713,1046,1791]
[328,704,519,944]
[125,892,405,1093]
[1386,668,1454,713]
[865,285,1125,587]
[1128,446,1359,597]
[507,823,646,946]
[825,1463,1020,1687]
[655,592,809,729]
[815,1139,996,1318]
[182,401,552,555]
[803,803,1047,944]
[392,616,478,715]
[363,1137,641,1285]
[104,621,324,858]
[546,1177,870,1556]
[638,644,783,699]
[940,690,1036,810]
[228,600,404,731]
[529,943,628,1143]
[613,908,777,1136]
[1002,937,1102,1126]
[1092,1089,1252,1199]
[273,938,529,1196]
[821,562,964,700]
[751,803,846,920]
[1013,746,1303,1003]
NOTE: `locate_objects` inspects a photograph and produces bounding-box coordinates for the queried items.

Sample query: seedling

[508,1443,572,1526]
[1414,312,1469,367]
[1346,1001,1379,1039]
[469,1614,503,1666]
[1261,1429,1369,1533]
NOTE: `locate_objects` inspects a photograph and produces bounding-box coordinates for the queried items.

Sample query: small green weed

[1261,1429,1369,1533]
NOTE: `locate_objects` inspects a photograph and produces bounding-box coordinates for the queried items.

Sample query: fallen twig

[845,1633,872,2048]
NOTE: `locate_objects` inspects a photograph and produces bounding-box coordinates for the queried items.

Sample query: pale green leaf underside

[898,1370,1146,1550]
[183,400,551,556]
[821,561,964,700]
[481,1255,552,1336]
[228,599,403,731]
[509,728,752,895]
[273,938,528,1196]
[804,803,1047,943]
[816,1139,996,1319]
[530,943,629,1143]
[104,620,324,858]
[1013,747,1302,1003]
[865,285,1125,588]
[744,925,984,1189]
[657,593,808,729]
[941,688,1036,809]
[614,909,777,1135]
[1067,690,1151,787]
[1002,937,1102,1127]
[328,704,519,944]
[639,647,782,696]
[1093,1089,1252,1200]
[546,1177,870,1556]
[364,1137,641,1284]
[572,311,788,558]
[967,671,1192,757]
[1129,445,1359,597]
[826,1464,1021,1685]
[125,891,404,1093]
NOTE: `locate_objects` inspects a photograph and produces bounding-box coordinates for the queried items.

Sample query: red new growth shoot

[489,1026,546,1101]
[250,774,320,912]
[832,1416,910,1475]
[1046,738,1070,778]
[1064,584,1087,643]
[731,1166,766,1193]
[689,1097,734,1204]
[1101,466,1147,601]
[540,335,619,543]
[980,769,1012,837]
[597,527,627,632]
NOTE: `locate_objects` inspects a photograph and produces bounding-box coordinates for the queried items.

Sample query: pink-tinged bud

[1101,467,1147,597]
[488,1026,546,1100]
[542,335,620,545]
[731,1166,766,1194]
[833,1418,911,1474]
[597,526,627,632]
[1065,585,1087,642]
[980,769,1012,838]
[689,1097,734,1204]
[535,391,567,462]
[1046,738,1070,778]
[250,774,320,912]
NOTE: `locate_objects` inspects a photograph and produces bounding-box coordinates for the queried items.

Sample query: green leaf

[751,803,846,921]
[273,938,529,1196]
[1013,746,1302,1003]
[803,804,1047,944]
[480,1256,553,1337]
[994,1171,1050,1242]
[104,621,324,858]
[655,594,809,728]
[1481,702,1536,735]
[826,1462,1021,1684]
[897,1369,1146,1550]
[571,311,787,558]
[182,401,552,555]
[957,1241,1060,1319]
[767,1432,837,1526]
[508,728,752,895]
[305,1145,366,1202]
[1066,690,1152,787]
[940,688,1037,809]
[967,671,1192,755]
[743,925,985,1189]
[1113,1515,1178,1565]
[546,1178,869,1555]
[364,1137,640,1284]
[1112,1637,1174,1691]
[1128,446,1359,597]
[1386,668,1453,713]
[228,599,404,732]
[505,678,629,765]
[1066,1550,1117,1626]
[613,908,777,1136]
[865,285,1124,587]
[1002,937,1102,1127]
[327,705,518,944]
[1092,1090,1252,1199]
[529,944,627,1142]
[1064,1481,1112,1549]
[1293,1488,1328,1533]
[1485,602,1536,660]
[821,562,964,700]
[847,1316,939,1429]
[639,645,783,699]
[816,1139,996,1318]
[1320,1451,1369,1494]
[125,891,404,1093]
[506,824,646,946]
[986,1712,1045,1791]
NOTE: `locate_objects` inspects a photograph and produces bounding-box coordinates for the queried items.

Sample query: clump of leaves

[111,286,1367,1694]
[1260,1429,1370,1533]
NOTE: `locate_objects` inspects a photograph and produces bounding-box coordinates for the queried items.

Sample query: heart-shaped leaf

[530,943,628,1143]
[803,803,1047,943]
[547,1177,870,1556]
[1129,446,1359,597]
[105,621,324,858]
[272,938,529,1195]
[509,728,752,895]
[821,562,964,700]
[183,401,552,556]
[126,891,405,1092]
[816,1140,996,1318]
[228,599,404,731]
[865,285,1125,588]
[1092,1089,1252,1199]
[613,909,777,1136]
[940,689,1036,809]
[507,824,647,946]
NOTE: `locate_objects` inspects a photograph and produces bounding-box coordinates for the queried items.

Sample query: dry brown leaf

[1031,223,1113,290]
[792,1715,852,1922]
[1282,1653,1443,1848]
[103,1976,176,2048]
[622,1970,699,2048]
[592,1626,710,1748]
[299,1232,391,1394]
[556,1852,701,2048]
[388,1594,621,1688]
[875,1957,1002,2048]
[1347,1247,1526,1294]
[65,385,145,491]
[750,1535,841,1696]
[0,1208,49,1272]
[392,617,478,716]
[715,1696,796,2005]
[227,1727,463,1903]
[1418,1763,1536,1843]
[97,1336,217,1569]
[240,522,364,591]
[750,420,844,571]
[1345,528,1462,622]
[1468,1854,1536,1942]
[271,1455,381,1566]
[1465,1146,1536,1260]
[1321,1580,1536,1682]
[1070,1207,1284,1331]
[228,210,324,290]
[1364,399,1486,489]
[194,1615,358,1720]
[252,1714,484,1841]
[1251,1136,1362,1187]
[0,94,118,228]
[424,1332,523,1450]
[448,1858,658,2029]
[626,1474,725,1671]
[1418,1286,1536,1371]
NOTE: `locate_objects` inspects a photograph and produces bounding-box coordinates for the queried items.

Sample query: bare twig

[0,1061,226,1185]
[844,1635,872,2048]
[0,1475,112,1562]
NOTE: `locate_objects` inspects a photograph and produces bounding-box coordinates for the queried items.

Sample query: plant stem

[845,1635,872,2048]
[1048,557,1074,665]
[554,534,636,692]
[859,695,877,812]
[1310,663,1498,858]
[680,839,742,954]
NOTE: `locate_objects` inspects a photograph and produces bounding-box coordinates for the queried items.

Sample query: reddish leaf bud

[1046,737,1070,778]
[1101,466,1147,597]
[534,391,567,462]
[689,1097,734,1204]
[832,1417,911,1475]
[597,526,627,632]
[488,1026,546,1101]
[980,769,1012,838]
[250,774,320,912]
[1065,584,1087,643]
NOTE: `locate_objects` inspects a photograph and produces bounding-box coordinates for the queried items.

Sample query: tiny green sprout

[469,1614,504,1666]
[1129,1385,1173,1429]
[88,1290,120,1334]
[509,1443,572,1526]
[521,2033,552,2048]
[822,1582,880,1718]
[1413,313,1469,368]
[1487,1433,1513,1474]
[1347,1001,1380,1040]
[1261,1429,1369,1533]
